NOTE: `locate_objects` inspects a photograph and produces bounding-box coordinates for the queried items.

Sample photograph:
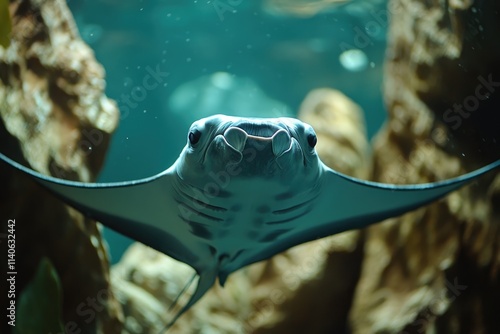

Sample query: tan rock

[298,88,370,179]
[349,0,500,333]
[0,0,121,333]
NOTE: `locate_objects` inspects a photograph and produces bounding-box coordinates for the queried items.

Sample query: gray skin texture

[1,114,499,329]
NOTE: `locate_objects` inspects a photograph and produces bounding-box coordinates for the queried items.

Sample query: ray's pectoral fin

[241,159,500,269]
[304,160,500,242]
[0,153,200,269]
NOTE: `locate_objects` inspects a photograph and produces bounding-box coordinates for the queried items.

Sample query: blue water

[67,0,388,263]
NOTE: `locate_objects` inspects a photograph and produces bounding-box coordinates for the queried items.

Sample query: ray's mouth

[222,121,292,158]
[231,120,284,138]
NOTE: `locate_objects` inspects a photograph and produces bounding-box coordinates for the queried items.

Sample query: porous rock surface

[349,0,500,333]
[0,0,121,333]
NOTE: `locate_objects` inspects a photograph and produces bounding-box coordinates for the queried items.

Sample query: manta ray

[1,114,499,329]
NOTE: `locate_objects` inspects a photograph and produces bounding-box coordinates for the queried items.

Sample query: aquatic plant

[14,258,65,334]
[0,0,11,48]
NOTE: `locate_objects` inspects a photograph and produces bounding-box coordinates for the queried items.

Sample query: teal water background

[67,0,389,263]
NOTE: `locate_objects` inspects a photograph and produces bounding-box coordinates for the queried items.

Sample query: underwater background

[66,0,389,263]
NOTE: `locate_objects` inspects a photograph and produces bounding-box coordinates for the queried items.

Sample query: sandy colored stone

[111,88,369,333]
[298,88,370,179]
[0,0,121,333]
[349,0,500,333]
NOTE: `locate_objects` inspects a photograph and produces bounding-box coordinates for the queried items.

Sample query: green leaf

[14,258,65,334]
[0,0,12,48]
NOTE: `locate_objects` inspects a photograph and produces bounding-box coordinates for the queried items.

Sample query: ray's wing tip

[323,158,500,191]
[0,151,175,189]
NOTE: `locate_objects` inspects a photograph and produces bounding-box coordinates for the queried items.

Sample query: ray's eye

[189,130,202,145]
[307,133,317,148]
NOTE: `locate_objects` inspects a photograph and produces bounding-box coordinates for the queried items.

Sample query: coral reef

[111,88,369,333]
[0,0,121,333]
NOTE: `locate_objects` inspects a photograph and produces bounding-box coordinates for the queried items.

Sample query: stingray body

[1,114,499,328]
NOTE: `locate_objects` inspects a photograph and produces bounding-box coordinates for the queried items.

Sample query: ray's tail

[159,268,217,333]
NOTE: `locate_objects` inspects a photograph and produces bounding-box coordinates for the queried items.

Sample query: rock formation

[350,0,500,332]
[0,0,121,333]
